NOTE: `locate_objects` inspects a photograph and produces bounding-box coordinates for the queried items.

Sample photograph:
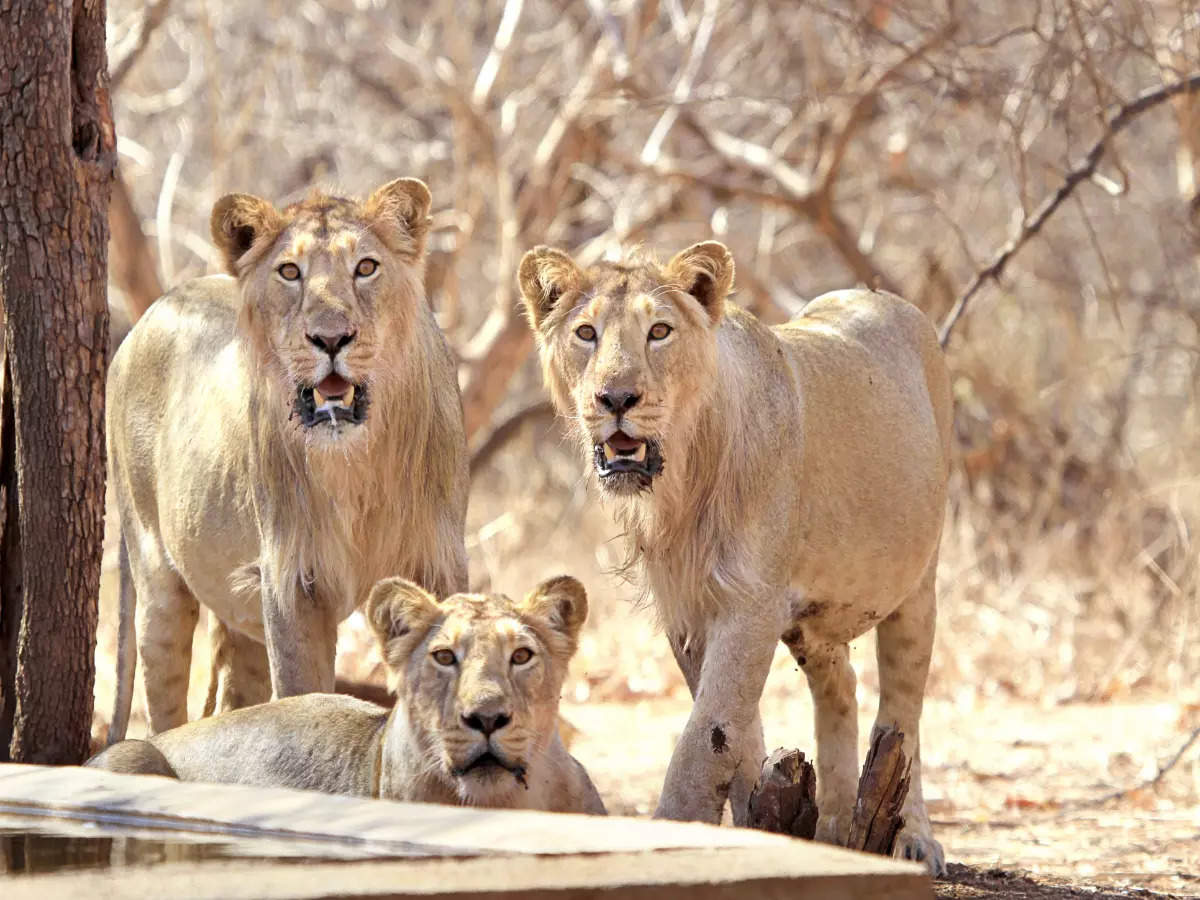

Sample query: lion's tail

[107,532,136,745]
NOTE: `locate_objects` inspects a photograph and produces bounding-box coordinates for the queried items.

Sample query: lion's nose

[306,330,356,357]
[595,389,640,414]
[461,710,512,736]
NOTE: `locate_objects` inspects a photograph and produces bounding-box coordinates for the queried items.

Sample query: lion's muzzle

[452,748,528,788]
[593,430,664,489]
[293,372,369,427]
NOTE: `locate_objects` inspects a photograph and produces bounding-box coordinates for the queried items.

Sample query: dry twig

[1066,724,1200,810]
[110,0,171,90]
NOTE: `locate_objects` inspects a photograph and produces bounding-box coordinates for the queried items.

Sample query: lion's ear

[365,177,432,258]
[665,241,734,324]
[366,577,442,670]
[518,246,584,331]
[210,193,284,276]
[521,575,588,655]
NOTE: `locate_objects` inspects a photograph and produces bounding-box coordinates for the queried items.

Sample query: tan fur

[520,242,951,874]
[107,179,468,741]
[88,578,606,816]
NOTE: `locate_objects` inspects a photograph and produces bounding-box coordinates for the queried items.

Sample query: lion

[89,576,607,815]
[105,178,469,743]
[518,242,951,874]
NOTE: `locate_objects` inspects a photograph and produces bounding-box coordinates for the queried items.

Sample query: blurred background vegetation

[98,0,1200,735]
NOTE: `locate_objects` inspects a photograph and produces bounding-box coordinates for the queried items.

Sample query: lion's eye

[575,324,597,342]
[432,648,457,667]
[511,647,534,666]
[355,258,379,278]
[648,323,673,341]
[278,262,301,281]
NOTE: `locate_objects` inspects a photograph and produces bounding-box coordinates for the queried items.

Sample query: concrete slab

[0,763,932,899]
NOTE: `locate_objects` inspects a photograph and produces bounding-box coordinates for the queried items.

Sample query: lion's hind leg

[133,553,199,735]
[873,559,945,876]
[86,739,178,779]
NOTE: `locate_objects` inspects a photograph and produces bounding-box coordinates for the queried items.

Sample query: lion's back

[108,275,242,451]
[780,289,951,456]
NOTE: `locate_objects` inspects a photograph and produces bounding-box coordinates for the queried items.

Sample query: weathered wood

[847,726,911,856]
[0,763,934,899]
[747,748,818,840]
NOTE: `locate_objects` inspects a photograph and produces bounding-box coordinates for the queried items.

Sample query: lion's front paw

[893,822,945,877]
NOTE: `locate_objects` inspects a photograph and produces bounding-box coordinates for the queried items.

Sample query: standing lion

[519,241,951,874]
[106,178,468,742]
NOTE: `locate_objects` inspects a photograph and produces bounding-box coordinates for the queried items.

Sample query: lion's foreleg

[655,611,777,824]
[670,627,767,825]
[260,571,338,698]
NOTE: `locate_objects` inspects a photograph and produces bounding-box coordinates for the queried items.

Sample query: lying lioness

[87,576,606,815]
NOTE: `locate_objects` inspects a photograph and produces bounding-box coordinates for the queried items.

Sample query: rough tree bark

[0,0,115,763]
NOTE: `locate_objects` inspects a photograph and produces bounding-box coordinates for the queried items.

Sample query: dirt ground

[560,691,1199,899]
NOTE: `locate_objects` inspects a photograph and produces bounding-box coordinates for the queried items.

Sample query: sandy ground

[560,693,1200,898]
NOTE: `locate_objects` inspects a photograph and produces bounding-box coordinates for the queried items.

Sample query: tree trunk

[0,0,115,764]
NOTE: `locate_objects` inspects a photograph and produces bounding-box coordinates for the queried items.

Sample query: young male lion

[89,576,606,815]
[106,179,468,742]
[519,242,951,873]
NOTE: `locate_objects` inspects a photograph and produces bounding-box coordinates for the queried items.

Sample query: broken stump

[847,725,911,856]
[747,748,819,839]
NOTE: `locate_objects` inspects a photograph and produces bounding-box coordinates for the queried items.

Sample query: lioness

[89,576,606,815]
[519,242,950,873]
[106,179,468,742]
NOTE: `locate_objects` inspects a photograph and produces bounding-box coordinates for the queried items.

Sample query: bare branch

[819,18,957,196]
[469,399,557,478]
[110,0,171,90]
[108,168,162,323]
[472,0,525,108]
[939,72,1200,347]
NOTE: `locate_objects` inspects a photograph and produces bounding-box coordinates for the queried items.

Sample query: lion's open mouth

[594,431,664,486]
[452,750,528,788]
[292,373,368,427]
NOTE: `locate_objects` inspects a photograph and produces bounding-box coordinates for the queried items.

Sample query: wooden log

[847,726,911,856]
[747,748,818,839]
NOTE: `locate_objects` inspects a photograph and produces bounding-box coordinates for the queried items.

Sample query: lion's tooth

[603,444,616,462]
[344,384,355,405]
[313,387,326,407]
[633,443,647,462]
